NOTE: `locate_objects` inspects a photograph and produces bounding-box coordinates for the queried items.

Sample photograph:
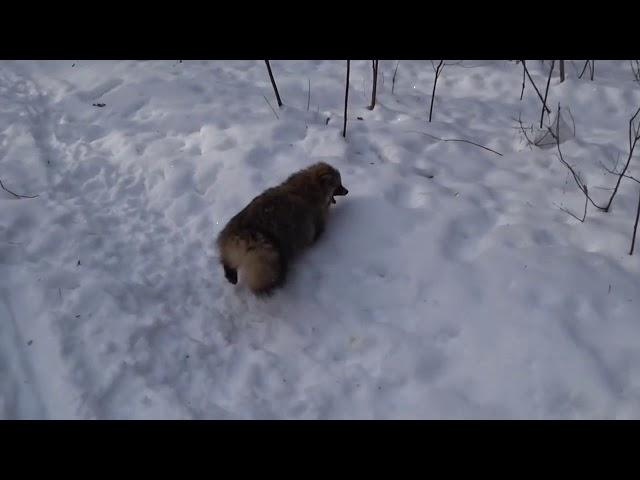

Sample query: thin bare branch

[406,130,442,142]
[407,130,502,156]
[343,60,350,138]
[428,60,444,123]
[631,60,640,83]
[367,60,379,111]
[599,159,640,184]
[569,60,580,75]
[554,193,588,222]
[566,106,576,136]
[442,138,503,156]
[0,177,39,199]
[580,187,589,222]
[603,105,640,211]
[578,60,589,79]
[578,60,592,80]
[307,78,311,111]
[516,113,540,148]
[548,103,606,212]
[522,61,552,114]
[629,106,640,151]
[631,186,640,255]
[519,60,526,101]
[392,61,400,95]
[556,185,589,223]
[264,60,283,107]
[262,95,279,120]
[540,60,555,128]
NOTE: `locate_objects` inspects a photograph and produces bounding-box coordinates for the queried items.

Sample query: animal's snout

[335,185,348,196]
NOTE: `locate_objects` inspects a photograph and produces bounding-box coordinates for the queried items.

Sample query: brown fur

[216,162,348,295]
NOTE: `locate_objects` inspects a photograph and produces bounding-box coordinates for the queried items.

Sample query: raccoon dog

[216,162,348,295]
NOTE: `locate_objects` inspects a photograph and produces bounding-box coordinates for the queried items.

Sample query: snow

[1,60,640,419]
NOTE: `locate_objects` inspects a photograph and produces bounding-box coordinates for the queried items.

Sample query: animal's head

[312,162,348,205]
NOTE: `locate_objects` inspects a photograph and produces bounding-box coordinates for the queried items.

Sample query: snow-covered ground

[1,60,640,419]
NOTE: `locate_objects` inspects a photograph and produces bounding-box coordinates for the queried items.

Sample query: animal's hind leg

[223,263,238,284]
[251,266,287,297]
[244,249,288,296]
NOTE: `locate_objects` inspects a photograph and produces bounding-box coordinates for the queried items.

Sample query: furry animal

[216,162,348,295]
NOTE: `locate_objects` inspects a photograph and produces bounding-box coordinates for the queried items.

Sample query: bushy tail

[218,230,286,295]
